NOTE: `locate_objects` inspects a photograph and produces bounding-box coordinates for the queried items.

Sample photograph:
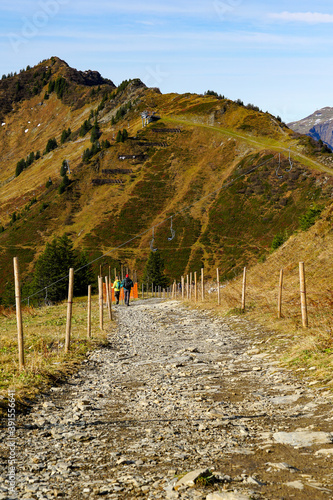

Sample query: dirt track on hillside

[1,299,333,499]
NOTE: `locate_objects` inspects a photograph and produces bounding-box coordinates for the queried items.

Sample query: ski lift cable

[20,151,280,305]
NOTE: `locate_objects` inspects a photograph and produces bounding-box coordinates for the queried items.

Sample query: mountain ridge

[1,57,333,304]
[288,106,333,150]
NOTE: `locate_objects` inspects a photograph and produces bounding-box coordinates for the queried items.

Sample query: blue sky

[1,0,333,122]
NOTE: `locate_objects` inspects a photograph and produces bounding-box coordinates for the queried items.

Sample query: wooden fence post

[201,268,204,301]
[109,275,113,317]
[189,272,192,300]
[217,268,220,306]
[65,268,74,353]
[98,276,103,331]
[182,276,185,300]
[278,269,283,319]
[299,262,308,327]
[105,276,112,321]
[13,257,24,370]
[186,275,189,299]
[194,272,197,302]
[241,267,246,311]
[87,285,91,338]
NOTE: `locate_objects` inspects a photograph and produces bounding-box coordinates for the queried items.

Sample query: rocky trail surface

[1,299,333,500]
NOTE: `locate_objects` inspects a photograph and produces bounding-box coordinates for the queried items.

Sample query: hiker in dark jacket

[121,274,134,306]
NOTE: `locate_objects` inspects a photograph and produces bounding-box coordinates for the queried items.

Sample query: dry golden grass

[0,295,111,415]
[179,206,333,388]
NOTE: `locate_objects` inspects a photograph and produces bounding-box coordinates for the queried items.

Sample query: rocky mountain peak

[288,107,333,149]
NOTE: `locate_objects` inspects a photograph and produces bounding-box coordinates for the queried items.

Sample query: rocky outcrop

[288,107,333,148]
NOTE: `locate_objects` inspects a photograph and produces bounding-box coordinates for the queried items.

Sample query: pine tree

[32,235,93,303]
[90,121,101,143]
[115,130,123,143]
[44,137,57,154]
[60,160,68,177]
[143,251,169,288]
[59,173,70,194]
[79,119,92,137]
[60,128,71,144]
[15,159,26,177]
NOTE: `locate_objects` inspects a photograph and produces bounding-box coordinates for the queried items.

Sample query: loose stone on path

[1,299,333,499]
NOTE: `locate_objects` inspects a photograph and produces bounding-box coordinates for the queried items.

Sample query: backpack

[114,280,121,291]
[123,277,133,290]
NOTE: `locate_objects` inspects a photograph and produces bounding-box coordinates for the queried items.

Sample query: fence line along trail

[2,299,333,500]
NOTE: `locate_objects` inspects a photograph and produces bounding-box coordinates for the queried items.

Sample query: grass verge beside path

[178,281,333,391]
[0,295,111,417]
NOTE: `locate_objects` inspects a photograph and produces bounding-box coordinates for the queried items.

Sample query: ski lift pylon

[168,216,175,241]
[150,227,158,252]
[275,153,283,178]
[285,147,293,172]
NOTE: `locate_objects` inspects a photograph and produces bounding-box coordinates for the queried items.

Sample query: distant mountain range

[288,107,333,149]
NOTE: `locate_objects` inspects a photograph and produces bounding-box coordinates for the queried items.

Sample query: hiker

[112,275,121,305]
[121,274,134,306]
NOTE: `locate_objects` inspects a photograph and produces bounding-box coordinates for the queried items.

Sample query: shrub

[40,202,49,213]
[271,231,288,250]
[299,205,323,231]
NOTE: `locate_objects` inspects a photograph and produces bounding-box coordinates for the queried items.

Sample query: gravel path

[1,299,333,500]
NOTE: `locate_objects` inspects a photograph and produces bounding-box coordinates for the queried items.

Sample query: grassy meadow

[0,295,110,416]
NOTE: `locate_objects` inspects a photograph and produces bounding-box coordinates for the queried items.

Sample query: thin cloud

[269,11,333,23]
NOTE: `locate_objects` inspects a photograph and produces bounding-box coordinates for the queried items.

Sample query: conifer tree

[32,235,93,302]
[90,120,101,143]
[143,251,169,288]
[115,130,123,143]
